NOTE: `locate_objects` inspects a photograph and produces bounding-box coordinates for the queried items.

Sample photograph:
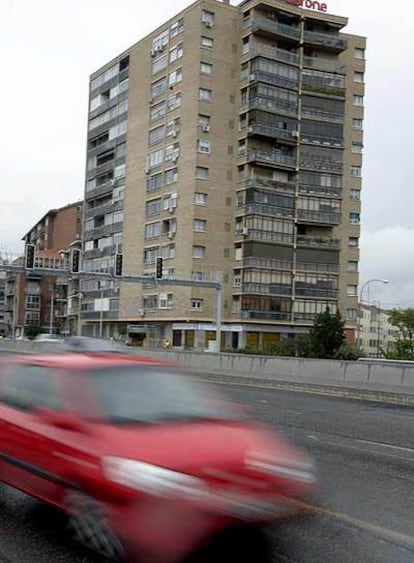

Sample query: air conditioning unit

[144,167,150,174]
[167,231,175,239]
[150,49,157,57]
[149,98,154,104]
[249,73,256,82]
[204,21,213,28]
[292,130,300,138]
[202,124,210,132]
[138,308,145,317]
[242,227,249,236]
[247,126,254,134]
[172,130,178,138]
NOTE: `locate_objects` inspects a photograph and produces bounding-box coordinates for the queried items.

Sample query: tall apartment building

[82,0,366,349]
[5,202,83,338]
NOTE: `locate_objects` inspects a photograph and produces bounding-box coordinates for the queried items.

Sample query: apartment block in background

[4,202,83,338]
[82,0,365,349]
[358,303,398,358]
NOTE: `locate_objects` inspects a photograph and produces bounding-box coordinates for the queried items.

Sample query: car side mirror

[36,407,86,433]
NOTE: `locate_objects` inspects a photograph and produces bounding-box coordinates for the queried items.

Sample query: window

[198,114,211,129]
[351,166,362,177]
[147,148,164,169]
[200,62,213,75]
[352,143,363,154]
[193,245,205,259]
[167,93,181,111]
[192,271,204,281]
[143,247,159,264]
[150,100,166,122]
[233,271,241,287]
[191,299,203,311]
[350,189,360,201]
[165,167,178,184]
[25,295,40,310]
[170,18,184,38]
[347,261,358,272]
[194,219,206,232]
[145,198,161,216]
[353,95,364,107]
[91,64,118,91]
[352,118,363,130]
[350,212,360,225]
[152,54,168,75]
[88,100,128,131]
[163,193,177,211]
[169,43,183,63]
[159,293,173,309]
[346,308,357,320]
[147,173,163,192]
[143,295,158,311]
[165,143,180,161]
[201,36,213,49]
[355,47,365,59]
[148,125,165,145]
[354,71,364,83]
[151,77,167,98]
[169,68,182,87]
[349,237,359,247]
[2,365,60,411]
[347,285,357,296]
[199,88,212,102]
[201,10,214,26]
[235,244,242,261]
[196,166,209,180]
[145,222,162,239]
[194,192,207,205]
[152,30,169,52]
[166,118,180,136]
[197,139,211,154]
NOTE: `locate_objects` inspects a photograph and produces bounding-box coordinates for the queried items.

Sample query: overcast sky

[1,0,413,307]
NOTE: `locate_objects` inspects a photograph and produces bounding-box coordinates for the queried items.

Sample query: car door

[0,363,65,504]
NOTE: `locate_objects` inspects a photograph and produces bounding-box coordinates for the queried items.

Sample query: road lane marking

[289,498,414,551]
[355,439,414,455]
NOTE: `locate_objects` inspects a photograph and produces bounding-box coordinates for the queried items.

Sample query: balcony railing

[295,287,338,299]
[245,149,296,168]
[302,82,346,98]
[243,229,294,244]
[299,154,343,173]
[249,70,299,91]
[85,199,123,218]
[249,96,298,117]
[86,182,114,200]
[84,221,123,241]
[242,283,292,296]
[297,234,340,249]
[298,183,342,199]
[300,133,343,148]
[247,123,297,142]
[297,209,341,225]
[301,107,344,123]
[248,17,301,41]
[245,176,296,194]
[303,56,347,75]
[248,43,300,65]
[242,257,293,270]
[238,203,294,218]
[303,30,347,51]
[240,310,291,321]
[296,261,339,274]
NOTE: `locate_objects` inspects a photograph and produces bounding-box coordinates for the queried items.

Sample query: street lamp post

[357,279,389,347]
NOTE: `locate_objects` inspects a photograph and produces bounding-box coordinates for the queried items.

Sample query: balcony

[248,43,300,65]
[302,81,346,98]
[249,96,298,117]
[240,310,291,321]
[301,107,344,124]
[248,17,301,42]
[241,229,294,244]
[83,246,118,260]
[295,287,338,299]
[297,209,341,225]
[296,261,339,274]
[303,30,348,52]
[300,132,343,149]
[241,257,293,270]
[249,70,299,91]
[245,149,296,169]
[297,234,340,249]
[86,181,114,200]
[298,183,342,199]
[246,123,297,142]
[299,153,343,173]
[85,199,123,218]
[303,56,347,75]
[238,203,294,219]
[245,176,296,194]
[84,221,123,241]
[242,283,292,296]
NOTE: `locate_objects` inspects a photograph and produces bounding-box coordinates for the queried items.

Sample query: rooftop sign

[284,0,328,12]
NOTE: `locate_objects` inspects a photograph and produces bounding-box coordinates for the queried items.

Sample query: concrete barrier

[0,342,413,402]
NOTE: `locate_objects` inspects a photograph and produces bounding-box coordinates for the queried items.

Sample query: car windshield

[85,366,242,425]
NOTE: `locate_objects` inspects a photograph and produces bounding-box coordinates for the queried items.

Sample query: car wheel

[65,490,125,561]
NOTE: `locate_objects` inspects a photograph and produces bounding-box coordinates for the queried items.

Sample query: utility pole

[215,284,223,353]
[49,286,55,335]
[99,283,104,338]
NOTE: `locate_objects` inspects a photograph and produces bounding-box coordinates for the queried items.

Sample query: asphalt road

[0,385,413,562]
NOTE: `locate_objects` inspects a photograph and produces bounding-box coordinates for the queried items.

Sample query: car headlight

[245,452,316,484]
[102,456,206,499]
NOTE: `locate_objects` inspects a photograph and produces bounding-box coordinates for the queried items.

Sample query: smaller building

[357,303,398,357]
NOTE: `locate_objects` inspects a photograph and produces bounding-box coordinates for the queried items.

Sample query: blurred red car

[0,350,316,562]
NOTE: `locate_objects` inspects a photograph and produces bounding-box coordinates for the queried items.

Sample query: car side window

[2,365,61,411]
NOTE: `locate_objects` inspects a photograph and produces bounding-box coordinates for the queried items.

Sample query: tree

[309,307,345,359]
[385,308,414,360]
[25,325,42,340]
